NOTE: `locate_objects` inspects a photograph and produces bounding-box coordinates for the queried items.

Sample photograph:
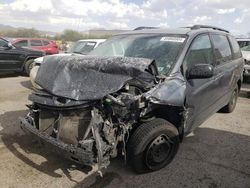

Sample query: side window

[211,34,232,64]
[111,42,125,56]
[0,38,8,47]
[237,41,243,48]
[238,41,246,48]
[185,34,214,71]
[245,41,250,47]
[14,40,28,47]
[228,36,242,59]
[42,40,50,46]
[30,40,42,46]
[238,41,250,48]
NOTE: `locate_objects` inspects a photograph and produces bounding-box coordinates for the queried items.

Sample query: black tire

[127,118,179,174]
[24,59,34,75]
[220,87,238,113]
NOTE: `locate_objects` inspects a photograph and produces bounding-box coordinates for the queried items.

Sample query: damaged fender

[145,71,186,106]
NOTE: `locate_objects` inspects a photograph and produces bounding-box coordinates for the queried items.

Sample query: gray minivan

[19,25,244,174]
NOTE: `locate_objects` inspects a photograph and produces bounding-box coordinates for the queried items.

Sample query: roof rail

[190,25,229,33]
[133,26,158,31]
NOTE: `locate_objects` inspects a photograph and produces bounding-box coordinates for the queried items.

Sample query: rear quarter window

[228,36,242,59]
[42,40,50,46]
[211,34,232,64]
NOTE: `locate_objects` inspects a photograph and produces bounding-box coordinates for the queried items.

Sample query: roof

[118,28,191,35]
[117,27,230,36]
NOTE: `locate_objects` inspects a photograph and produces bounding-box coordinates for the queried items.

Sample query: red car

[12,38,59,55]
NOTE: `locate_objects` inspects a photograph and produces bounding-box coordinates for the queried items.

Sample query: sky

[0,0,249,35]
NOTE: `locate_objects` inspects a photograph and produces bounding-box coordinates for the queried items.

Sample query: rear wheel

[24,59,34,75]
[127,118,179,173]
[220,87,238,113]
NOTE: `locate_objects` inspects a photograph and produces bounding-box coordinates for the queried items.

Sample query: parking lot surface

[0,75,250,188]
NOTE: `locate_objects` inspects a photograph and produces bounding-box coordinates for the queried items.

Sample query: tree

[0,28,41,38]
[60,29,83,41]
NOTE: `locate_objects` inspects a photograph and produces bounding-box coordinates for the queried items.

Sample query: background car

[0,37,44,74]
[66,39,106,55]
[237,38,250,48]
[30,39,106,89]
[12,38,59,55]
[237,38,250,80]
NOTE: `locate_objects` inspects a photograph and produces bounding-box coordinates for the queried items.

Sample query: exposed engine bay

[19,55,186,174]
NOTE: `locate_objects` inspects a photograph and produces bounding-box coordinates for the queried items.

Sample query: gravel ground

[0,74,250,188]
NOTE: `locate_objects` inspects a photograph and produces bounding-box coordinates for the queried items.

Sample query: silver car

[237,38,250,79]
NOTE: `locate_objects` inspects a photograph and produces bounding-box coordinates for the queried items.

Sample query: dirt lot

[0,74,250,188]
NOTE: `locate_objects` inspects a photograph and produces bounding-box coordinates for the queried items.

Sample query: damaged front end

[19,55,163,172]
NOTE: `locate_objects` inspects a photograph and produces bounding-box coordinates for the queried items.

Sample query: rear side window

[42,40,50,46]
[30,40,42,46]
[228,36,242,59]
[211,34,232,64]
[14,40,28,47]
[185,34,214,71]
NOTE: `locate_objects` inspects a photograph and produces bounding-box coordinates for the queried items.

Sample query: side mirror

[188,64,214,79]
[3,42,13,49]
[7,42,13,49]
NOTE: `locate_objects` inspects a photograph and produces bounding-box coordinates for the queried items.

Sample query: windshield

[241,45,250,51]
[89,34,186,74]
[67,41,97,54]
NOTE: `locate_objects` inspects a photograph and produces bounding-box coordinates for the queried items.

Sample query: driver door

[183,34,222,133]
[0,38,22,71]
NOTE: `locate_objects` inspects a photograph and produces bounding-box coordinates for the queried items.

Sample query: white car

[30,39,106,89]
[66,39,105,54]
[237,38,250,79]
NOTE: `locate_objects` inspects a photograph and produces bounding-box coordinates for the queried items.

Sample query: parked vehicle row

[0,38,106,75]
[0,37,44,74]
[12,38,59,55]
[19,25,244,175]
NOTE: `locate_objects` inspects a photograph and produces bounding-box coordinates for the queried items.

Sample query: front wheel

[127,118,179,173]
[24,59,34,75]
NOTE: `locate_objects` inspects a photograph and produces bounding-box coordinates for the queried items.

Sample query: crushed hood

[35,56,156,101]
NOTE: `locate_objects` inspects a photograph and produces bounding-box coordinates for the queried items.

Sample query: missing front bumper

[18,117,96,165]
